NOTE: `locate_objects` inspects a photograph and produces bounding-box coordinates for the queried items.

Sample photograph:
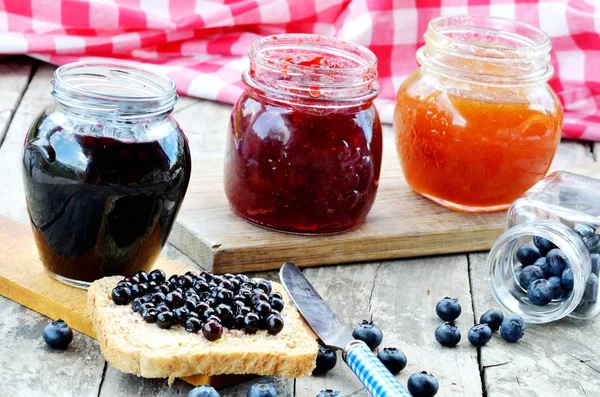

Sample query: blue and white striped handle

[345,342,412,397]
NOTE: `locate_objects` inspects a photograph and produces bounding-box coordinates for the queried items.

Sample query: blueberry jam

[23,112,191,284]
[111,270,285,341]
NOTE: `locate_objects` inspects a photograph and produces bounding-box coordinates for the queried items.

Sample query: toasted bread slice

[88,276,317,379]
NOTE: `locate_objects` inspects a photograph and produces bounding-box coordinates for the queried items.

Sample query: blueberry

[256,280,272,294]
[527,279,554,306]
[315,390,339,397]
[202,319,223,341]
[561,267,574,291]
[407,371,439,397]
[165,291,184,309]
[266,314,284,335]
[233,315,245,330]
[111,286,133,305]
[215,303,234,327]
[516,245,540,266]
[377,347,407,374]
[435,297,461,322]
[583,273,598,303]
[533,236,557,255]
[185,317,202,333]
[479,309,504,332]
[592,254,600,275]
[157,311,175,329]
[313,344,337,374]
[149,269,166,283]
[435,322,461,347]
[156,304,170,313]
[269,292,283,301]
[547,276,564,299]
[141,307,158,323]
[533,257,550,278]
[518,265,544,289]
[467,324,492,346]
[187,384,220,397]
[351,320,383,350]
[255,301,272,318]
[131,297,146,313]
[150,292,166,305]
[134,270,149,283]
[499,314,526,343]
[243,313,260,334]
[546,249,569,277]
[246,381,277,397]
[42,319,73,349]
[270,298,285,312]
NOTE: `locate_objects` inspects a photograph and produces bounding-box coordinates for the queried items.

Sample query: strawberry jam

[224,34,382,234]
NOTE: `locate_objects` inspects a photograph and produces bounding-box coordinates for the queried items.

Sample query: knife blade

[279,262,412,397]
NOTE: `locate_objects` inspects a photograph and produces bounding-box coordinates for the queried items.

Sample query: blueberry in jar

[434,322,461,347]
[313,344,337,374]
[533,257,550,278]
[467,324,492,346]
[583,273,598,303]
[435,297,461,321]
[516,245,540,266]
[42,319,73,349]
[518,265,544,290]
[187,385,220,397]
[528,279,554,306]
[533,236,557,255]
[407,371,439,397]
[351,320,383,350]
[561,267,574,291]
[246,381,277,397]
[377,347,407,374]
[500,314,526,343]
[546,249,569,277]
[479,309,504,332]
[591,254,600,275]
[547,276,565,300]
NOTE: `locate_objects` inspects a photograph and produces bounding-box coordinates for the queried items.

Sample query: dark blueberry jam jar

[22,62,192,288]
[224,34,382,234]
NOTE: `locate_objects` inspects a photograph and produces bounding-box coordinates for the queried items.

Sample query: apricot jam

[394,16,563,212]
[224,34,382,234]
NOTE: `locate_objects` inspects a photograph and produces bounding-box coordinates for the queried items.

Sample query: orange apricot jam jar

[394,16,563,212]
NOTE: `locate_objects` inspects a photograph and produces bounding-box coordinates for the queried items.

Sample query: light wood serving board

[0,215,253,388]
[170,150,600,274]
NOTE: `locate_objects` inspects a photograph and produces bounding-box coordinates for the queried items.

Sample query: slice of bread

[88,276,318,379]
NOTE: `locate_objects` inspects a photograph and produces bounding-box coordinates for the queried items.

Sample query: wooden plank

[371,256,482,397]
[0,296,106,397]
[168,141,597,274]
[0,56,35,148]
[469,253,600,397]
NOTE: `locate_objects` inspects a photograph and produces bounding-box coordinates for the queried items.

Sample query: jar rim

[245,34,379,103]
[53,61,178,119]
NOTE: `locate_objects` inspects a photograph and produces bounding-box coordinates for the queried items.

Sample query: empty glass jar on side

[488,171,600,323]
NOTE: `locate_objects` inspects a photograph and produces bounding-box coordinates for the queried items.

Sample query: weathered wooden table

[1,57,599,397]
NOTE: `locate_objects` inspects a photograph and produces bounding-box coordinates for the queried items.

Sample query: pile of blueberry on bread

[110,269,285,340]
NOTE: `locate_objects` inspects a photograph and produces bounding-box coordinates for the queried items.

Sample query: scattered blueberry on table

[435,322,461,347]
[313,344,337,375]
[479,309,504,332]
[500,314,526,343]
[187,384,220,397]
[467,324,493,346]
[407,371,439,397]
[527,279,554,306]
[316,390,340,397]
[246,381,277,397]
[377,347,407,374]
[516,244,540,266]
[351,320,383,350]
[435,297,462,322]
[42,319,73,349]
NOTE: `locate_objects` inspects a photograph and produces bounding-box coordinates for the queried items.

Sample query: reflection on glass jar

[22,62,192,288]
[488,172,600,323]
[224,34,382,234]
[394,16,563,212]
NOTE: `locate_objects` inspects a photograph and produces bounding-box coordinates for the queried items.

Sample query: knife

[279,262,412,397]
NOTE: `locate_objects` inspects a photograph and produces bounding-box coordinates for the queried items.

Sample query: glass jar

[488,172,600,323]
[22,62,192,288]
[394,15,563,212]
[224,34,382,234]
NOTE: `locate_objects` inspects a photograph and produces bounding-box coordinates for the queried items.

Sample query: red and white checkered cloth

[0,0,598,140]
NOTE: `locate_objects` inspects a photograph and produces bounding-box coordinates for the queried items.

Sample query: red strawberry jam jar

[224,34,382,234]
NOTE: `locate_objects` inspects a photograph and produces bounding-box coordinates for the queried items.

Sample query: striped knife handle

[345,341,412,397]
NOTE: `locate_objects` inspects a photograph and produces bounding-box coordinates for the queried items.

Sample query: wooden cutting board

[169,150,600,274]
[0,214,253,388]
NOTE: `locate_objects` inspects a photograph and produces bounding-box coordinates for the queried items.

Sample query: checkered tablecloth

[1,0,598,140]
